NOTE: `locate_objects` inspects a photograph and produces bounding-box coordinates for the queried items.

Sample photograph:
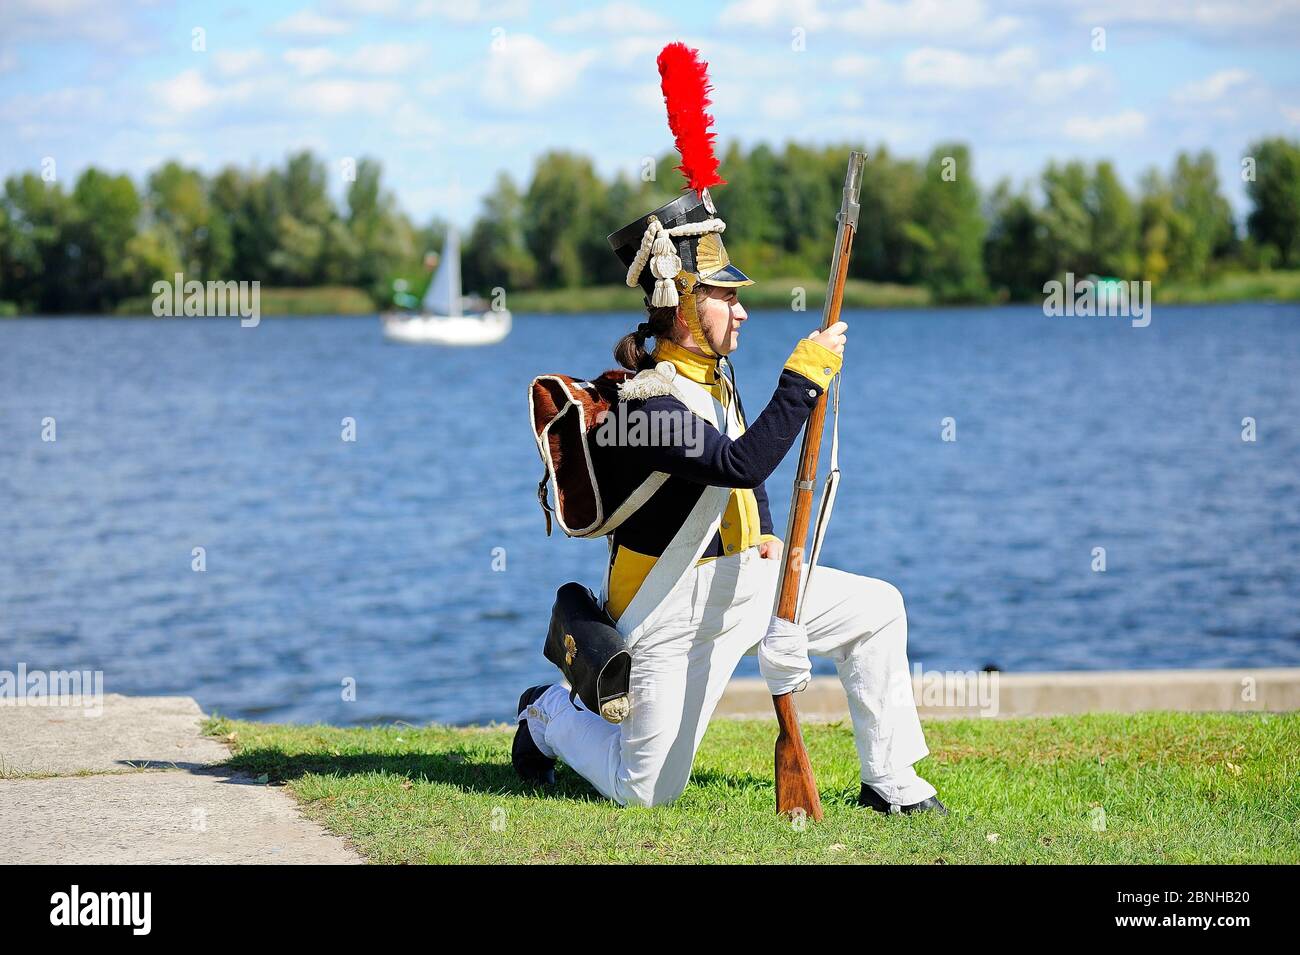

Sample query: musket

[772,150,865,821]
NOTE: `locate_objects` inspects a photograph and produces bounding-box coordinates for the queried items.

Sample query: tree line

[1,138,1298,313]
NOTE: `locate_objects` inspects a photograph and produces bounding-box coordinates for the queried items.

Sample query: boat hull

[380,310,512,346]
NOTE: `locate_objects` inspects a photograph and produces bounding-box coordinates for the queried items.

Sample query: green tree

[1245,138,1300,267]
[210,166,277,283]
[909,144,988,302]
[121,225,183,300]
[0,174,78,311]
[147,161,232,279]
[1087,161,1139,277]
[1039,161,1093,276]
[1168,151,1236,277]
[984,180,1048,301]
[771,142,837,270]
[522,151,607,289]
[345,158,414,299]
[68,168,143,311]
[852,146,923,284]
[713,141,783,277]
[265,151,342,285]
[0,200,12,310]
[464,172,537,295]
[1136,170,1176,285]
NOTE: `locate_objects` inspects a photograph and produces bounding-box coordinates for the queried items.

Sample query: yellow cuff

[758,533,780,545]
[784,338,842,391]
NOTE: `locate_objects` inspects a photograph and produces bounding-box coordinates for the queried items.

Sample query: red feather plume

[656,42,726,194]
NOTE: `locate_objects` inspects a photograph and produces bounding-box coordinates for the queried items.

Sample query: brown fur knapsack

[529,368,672,538]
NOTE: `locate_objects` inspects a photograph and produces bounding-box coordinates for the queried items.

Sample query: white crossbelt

[604,372,739,650]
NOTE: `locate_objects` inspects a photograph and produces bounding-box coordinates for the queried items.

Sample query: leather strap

[589,470,669,538]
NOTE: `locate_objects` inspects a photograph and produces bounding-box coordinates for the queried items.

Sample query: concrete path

[0,695,360,865]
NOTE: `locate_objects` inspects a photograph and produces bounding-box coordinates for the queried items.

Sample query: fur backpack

[528,367,675,539]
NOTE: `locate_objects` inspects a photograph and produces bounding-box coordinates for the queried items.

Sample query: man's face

[694,284,748,355]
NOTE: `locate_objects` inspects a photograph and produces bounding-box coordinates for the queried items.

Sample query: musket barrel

[778,150,863,617]
[819,151,865,331]
[772,150,865,821]
[841,151,865,228]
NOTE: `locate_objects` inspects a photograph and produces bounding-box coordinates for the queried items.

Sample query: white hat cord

[625,217,727,307]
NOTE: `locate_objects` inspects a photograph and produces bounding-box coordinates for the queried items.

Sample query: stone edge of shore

[716,668,1300,721]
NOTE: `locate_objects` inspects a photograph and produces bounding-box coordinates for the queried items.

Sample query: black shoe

[858,783,948,816]
[512,685,557,785]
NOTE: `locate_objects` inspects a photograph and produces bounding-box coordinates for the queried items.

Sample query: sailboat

[381,227,512,346]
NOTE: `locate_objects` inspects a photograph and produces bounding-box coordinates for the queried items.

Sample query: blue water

[2,305,1298,725]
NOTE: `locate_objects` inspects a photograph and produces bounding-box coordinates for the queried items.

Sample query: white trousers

[531,546,932,808]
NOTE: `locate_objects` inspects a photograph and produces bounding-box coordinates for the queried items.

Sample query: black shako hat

[607,187,752,302]
[606,43,752,317]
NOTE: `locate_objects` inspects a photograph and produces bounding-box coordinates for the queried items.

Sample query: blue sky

[2,0,1298,226]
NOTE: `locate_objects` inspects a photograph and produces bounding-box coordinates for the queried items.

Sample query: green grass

[1157,269,1300,304]
[202,711,1300,864]
[508,278,932,313]
[113,284,377,316]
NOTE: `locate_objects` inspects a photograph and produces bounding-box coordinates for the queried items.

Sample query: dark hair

[614,301,678,371]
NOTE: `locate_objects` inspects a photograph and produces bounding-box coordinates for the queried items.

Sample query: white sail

[382,220,511,345]
[422,227,462,316]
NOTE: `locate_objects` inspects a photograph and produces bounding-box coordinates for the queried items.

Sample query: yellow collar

[651,338,721,385]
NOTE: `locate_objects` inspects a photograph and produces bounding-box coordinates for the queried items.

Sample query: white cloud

[551,2,672,34]
[288,79,402,115]
[320,0,529,24]
[718,0,830,29]
[761,90,803,120]
[284,42,426,77]
[351,42,427,75]
[212,49,268,78]
[0,49,18,74]
[1062,109,1147,142]
[483,34,594,110]
[270,8,350,37]
[842,0,1021,43]
[720,0,1021,44]
[1032,64,1107,100]
[1072,0,1293,29]
[418,74,471,98]
[148,69,260,123]
[1,0,160,51]
[284,47,339,77]
[630,80,665,112]
[831,54,883,79]
[152,69,220,115]
[0,85,105,123]
[1172,69,1252,104]
[390,102,444,139]
[904,46,1036,89]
